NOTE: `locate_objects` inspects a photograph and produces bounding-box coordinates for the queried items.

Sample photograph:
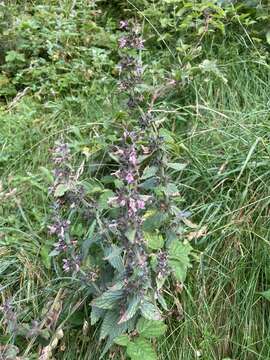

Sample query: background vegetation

[1,0,270,359]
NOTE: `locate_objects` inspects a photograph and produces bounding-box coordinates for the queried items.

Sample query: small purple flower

[125,172,134,184]
[133,37,145,49]
[119,37,128,48]
[119,20,129,30]
[129,198,137,214]
[63,258,72,272]
[137,199,145,209]
[135,64,143,76]
[129,148,137,166]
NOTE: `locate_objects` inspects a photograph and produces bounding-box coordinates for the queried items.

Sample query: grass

[157,60,270,360]
[1,4,270,360]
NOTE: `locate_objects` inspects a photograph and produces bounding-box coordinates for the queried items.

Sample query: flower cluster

[49,141,81,272]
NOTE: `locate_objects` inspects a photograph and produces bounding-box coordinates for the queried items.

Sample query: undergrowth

[1,1,270,359]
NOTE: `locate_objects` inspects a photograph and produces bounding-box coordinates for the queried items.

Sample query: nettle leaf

[114,334,130,346]
[118,296,140,324]
[144,232,164,250]
[100,310,135,341]
[98,190,114,209]
[54,183,69,197]
[125,227,137,242]
[168,241,192,282]
[100,310,119,340]
[104,245,124,272]
[82,220,98,259]
[167,162,187,171]
[140,301,162,321]
[137,318,167,338]
[142,166,158,180]
[91,288,123,310]
[127,337,157,360]
[90,306,106,325]
[163,183,180,197]
[143,211,168,232]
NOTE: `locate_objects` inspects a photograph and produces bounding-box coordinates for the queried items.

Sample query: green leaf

[259,289,270,301]
[142,166,158,180]
[100,310,134,341]
[167,163,187,171]
[168,241,192,282]
[137,318,167,338]
[90,306,105,325]
[118,296,140,324]
[162,183,179,197]
[98,190,114,209]
[266,31,270,45]
[104,245,124,272]
[143,211,168,232]
[5,50,25,63]
[127,337,157,360]
[125,227,136,242]
[92,289,123,310]
[144,232,164,250]
[40,245,51,269]
[54,183,69,197]
[82,220,97,259]
[140,301,161,321]
[114,334,130,346]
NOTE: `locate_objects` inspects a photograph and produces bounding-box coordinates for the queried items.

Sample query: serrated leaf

[137,318,167,338]
[144,232,164,250]
[100,310,134,341]
[168,241,192,282]
[82,220,97,259]
[127,337,157,360]
[54,183,69,197]
[140,301,161,321]
[118,296,140,324]
[142,166,158,180]
[91,289,123,310]
[163,183,180,197]
[167,163,187,171]
[143,211,168,232]
[98,190,114,209]
[125,227,136,242]
[90,306,105,325]
[114,334,130,346]
[104,245,124,272]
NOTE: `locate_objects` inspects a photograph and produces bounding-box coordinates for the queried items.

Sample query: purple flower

[125,172,134,184]
[119,37,128,48]
[129,198,137,215]
[135,64,143,76]
[133,37,145,49]
[63,258,72,272]
[129,148,137,166]
[119,20,129,30]
[137,199,145,209]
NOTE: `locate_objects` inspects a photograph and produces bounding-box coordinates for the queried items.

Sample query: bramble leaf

[114,334,130,346]
[127,337,157,360]
[137,318,167,338]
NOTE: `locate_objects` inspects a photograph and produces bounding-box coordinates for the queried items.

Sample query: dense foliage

[1,1,270,359]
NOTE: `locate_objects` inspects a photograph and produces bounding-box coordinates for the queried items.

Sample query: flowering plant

[48,19,194,359]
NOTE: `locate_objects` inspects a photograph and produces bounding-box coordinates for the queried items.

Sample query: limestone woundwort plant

[49,19,194,359]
